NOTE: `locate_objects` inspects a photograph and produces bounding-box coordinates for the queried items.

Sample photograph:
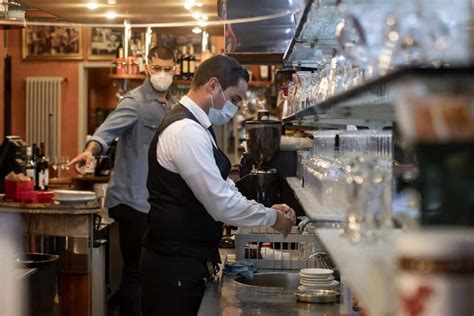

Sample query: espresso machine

[236,120,303,210]
[219,119,305,248]
[237,120,283,206]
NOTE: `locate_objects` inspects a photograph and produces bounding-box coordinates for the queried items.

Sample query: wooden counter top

[0,201,101,215]
[0,201,101,237]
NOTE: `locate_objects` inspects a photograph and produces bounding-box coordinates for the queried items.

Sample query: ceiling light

[105,11,117,19]
[183,0,195,10]
[192,27,202,34]
[107,0,117,4]
[87,2,98,10]
[191,11,202,20]
[197,20,208,27]
[195,2,203,7]
[201,14,208,21]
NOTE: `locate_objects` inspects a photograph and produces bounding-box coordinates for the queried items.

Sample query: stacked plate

[298,268,339,293]
[53,190,96,203]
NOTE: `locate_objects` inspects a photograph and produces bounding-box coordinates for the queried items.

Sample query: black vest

[144,104,231,263]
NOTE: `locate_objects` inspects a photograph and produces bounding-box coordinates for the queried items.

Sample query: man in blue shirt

[69,45,176,316]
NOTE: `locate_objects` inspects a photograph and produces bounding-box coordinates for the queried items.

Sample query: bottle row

[24,143,49,191]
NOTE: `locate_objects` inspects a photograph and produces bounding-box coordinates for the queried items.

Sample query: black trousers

[141,248,208,316]
[109,204,148,316]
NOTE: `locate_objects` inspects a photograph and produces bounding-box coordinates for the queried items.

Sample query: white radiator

[25,76,64,158]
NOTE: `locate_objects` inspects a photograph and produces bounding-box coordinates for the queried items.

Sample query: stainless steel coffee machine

[238,120,283,206]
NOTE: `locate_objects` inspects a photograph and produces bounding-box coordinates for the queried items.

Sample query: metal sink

[234,272,300,290]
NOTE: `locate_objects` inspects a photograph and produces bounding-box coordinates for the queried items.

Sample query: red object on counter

[17,191,54,204]
[4,180,34,201]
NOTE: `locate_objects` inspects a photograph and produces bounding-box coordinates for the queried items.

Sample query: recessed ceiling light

[107,0,117,4]
[87,2,98,10]
[191,11,201,19]
[105,11,117,19]
[183,0,195,10]
[192,27,202,34]
[195,2,203,7]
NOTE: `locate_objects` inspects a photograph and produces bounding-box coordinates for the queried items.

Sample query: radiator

[25,76,64,158]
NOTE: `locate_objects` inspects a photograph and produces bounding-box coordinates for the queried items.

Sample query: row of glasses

[337,0,463,73]
[51,155,70,178]
[286,60,376,117]
[299,129,394,242]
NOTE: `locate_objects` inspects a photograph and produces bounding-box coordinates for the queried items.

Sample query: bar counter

[0,200,101,237]
[198,249,342,316]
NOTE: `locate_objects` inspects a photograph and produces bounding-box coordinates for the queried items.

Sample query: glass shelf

[283,0,341,67]
[283,66,474,128]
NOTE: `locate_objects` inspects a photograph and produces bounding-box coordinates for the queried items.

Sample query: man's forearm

[85,140,102,156]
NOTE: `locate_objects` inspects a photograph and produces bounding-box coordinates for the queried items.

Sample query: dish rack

[235,226,325,270]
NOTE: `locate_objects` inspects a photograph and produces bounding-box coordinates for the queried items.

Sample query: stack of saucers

[298,268,339,293]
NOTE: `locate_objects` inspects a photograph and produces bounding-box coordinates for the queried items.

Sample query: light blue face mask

[209,85,238,125]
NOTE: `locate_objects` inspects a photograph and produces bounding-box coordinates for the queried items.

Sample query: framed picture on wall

[22,25,83,60]
[87,27,123,60]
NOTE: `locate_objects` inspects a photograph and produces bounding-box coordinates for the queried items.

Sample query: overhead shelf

[283,66,474,128]
[283,0,341,67]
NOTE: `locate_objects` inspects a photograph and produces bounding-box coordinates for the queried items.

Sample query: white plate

[53,190,96,202]
[300,279,336,286]
[299,268,334,276]
[299,280,340,290]
[299,274,335,280]
[300,277,335,284]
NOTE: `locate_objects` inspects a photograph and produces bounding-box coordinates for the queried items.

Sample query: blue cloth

[88,80,175,213]
[223,260,257,279]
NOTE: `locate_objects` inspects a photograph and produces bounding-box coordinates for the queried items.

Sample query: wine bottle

[180,46,189,80]
[259,65,269,81]
[32,143,40,190]
[25,146,36,183]
[39,143,49,191]
[189,45,196,80]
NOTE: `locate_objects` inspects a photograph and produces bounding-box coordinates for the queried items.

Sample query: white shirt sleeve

[157,120,277,227]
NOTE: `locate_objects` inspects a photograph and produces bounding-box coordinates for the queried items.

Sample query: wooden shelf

[108,75,272,88]
[109,74,146,80]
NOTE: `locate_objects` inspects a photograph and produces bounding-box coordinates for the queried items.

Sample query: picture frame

[22,25,83,60]
[87,26,123,60]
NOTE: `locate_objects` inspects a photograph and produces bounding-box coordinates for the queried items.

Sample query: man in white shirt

[141,55,295,315]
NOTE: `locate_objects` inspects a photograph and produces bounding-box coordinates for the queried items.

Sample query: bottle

[259,65,269,81]
[25,146,36,183]
[32,143,40,190]
[180,46,189,80]
[39,143,49,191]
[188,45,196,80]
[174,48,182,80]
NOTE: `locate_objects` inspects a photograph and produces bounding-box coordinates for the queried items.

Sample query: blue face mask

[209,85,238,125]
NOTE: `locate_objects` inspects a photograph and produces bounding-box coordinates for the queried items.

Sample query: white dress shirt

[156,95,277,227]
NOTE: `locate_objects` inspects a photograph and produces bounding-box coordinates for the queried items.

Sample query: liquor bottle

[32,143,40,190]
[39,143,49,191]
[180,46,189,80]
[174,47,182,80]
[188,45,196,80]
[25,146,36,183]
[259,65,269,81]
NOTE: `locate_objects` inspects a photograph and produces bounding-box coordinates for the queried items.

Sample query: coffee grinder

[238,120,282,206]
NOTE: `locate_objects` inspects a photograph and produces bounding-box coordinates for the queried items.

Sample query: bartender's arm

[157,121,295,236]
[69,98,139,173]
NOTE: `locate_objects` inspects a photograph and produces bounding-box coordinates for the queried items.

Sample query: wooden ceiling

[17,0,223,35]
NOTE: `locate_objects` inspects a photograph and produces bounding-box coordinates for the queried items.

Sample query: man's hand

[68,141,101,174]
[271,204,296,238]
[68,151,94,174]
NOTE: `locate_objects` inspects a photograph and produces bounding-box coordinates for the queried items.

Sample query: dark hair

[147,45,176,63]
[191,54,249,90]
